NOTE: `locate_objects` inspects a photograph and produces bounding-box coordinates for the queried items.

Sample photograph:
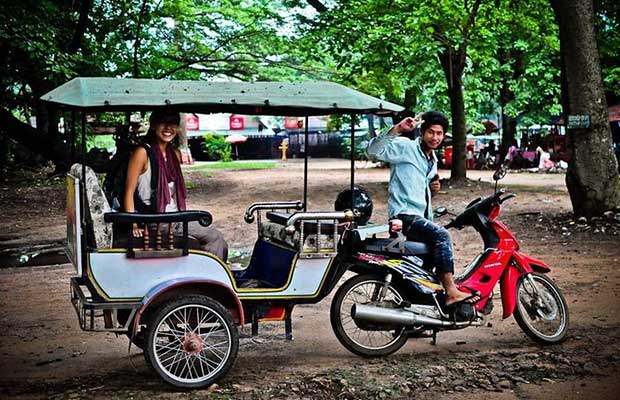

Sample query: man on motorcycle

[367,111,472,306]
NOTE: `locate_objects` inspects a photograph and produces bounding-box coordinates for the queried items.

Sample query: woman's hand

[132,223,143,237]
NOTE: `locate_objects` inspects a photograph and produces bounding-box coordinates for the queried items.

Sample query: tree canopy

[0,0,618,179]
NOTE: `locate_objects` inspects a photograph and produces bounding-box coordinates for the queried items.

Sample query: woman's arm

[124,147,148,237]
[123,146,148,213]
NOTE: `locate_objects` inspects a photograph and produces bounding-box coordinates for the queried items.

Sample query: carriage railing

[70,276,140,332]
[286,210,354,257]
[104,211,213,258]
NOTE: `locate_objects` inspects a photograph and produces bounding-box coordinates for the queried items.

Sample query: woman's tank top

[136,162,178,212]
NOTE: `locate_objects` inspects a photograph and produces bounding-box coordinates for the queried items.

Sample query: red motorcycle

[331,168,569,357]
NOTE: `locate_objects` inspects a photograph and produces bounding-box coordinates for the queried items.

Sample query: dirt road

[1,162,618,399]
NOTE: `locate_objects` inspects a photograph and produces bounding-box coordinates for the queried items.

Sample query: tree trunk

[439,49,467,181]
[500,110,517,161]
[499,79,517,161]
[447,78,467,180]
[403,87,417,111]
[498,47,523,161]
[0,108,72,172]
[552,0,620,216]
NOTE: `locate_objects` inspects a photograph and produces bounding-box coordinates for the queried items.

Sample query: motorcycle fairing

[455,249,512,311]
[498,251,550,318]
[516,252,551,273]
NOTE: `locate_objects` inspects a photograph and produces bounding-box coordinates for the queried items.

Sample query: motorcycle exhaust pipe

[351,304,451,327]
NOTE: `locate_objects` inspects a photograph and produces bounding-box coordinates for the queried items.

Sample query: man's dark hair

[420,111,449,134]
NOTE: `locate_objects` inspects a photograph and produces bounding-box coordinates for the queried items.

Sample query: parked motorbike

[331,166,569,357]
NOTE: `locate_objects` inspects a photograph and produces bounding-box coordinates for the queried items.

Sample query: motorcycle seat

[364,238,430,256]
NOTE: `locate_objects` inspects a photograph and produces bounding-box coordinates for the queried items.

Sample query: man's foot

[445,290,480,306]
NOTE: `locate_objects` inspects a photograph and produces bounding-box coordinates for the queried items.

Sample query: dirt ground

[0,159,619,399]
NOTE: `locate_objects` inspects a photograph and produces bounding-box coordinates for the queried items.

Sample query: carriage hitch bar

[284,210,355,235]
[243,200,304,223]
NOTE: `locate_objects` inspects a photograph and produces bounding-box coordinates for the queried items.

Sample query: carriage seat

[265,211,347,234]
[70,163,201,252]
[363,238,430,256]
[258,215,338,252]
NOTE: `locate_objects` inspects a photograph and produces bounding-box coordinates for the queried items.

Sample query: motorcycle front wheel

[330,274,409,357]
[514,272,569,344]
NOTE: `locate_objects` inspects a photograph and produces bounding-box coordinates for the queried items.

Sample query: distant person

[367,111,474,306]
[507,139,519,168]
[487,140,496,156]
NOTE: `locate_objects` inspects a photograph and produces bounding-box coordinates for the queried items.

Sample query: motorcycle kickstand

[431,329,438,346]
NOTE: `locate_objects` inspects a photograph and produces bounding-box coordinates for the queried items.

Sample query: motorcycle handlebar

[445,190,516,230]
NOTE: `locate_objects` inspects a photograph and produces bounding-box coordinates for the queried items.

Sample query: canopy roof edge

[40,78,404,116]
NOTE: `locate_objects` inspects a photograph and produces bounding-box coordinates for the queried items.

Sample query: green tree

[306,0,499,180]
[594,0,620,98]
[0,0,318,171]
[551,0,620,216]
[477,0,561,158]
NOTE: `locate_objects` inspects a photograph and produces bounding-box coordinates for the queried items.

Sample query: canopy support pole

[350,115,355,209]
[80,111,87,266]
[303,116,309,212]
[70,111,76,162]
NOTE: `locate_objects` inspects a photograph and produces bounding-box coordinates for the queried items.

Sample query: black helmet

[334,186,373,225]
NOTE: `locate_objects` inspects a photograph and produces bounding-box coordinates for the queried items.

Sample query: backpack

[104,142,159,213]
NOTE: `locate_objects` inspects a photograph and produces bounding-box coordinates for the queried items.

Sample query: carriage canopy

[41,78,404,116]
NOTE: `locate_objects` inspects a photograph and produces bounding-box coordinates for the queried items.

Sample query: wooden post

[143,224,150,250]
[168,223,174,249]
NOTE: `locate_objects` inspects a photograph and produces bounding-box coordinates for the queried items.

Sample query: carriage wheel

[144,295,239,389]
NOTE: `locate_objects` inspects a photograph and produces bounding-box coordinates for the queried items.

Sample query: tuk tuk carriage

[41,78,403,388]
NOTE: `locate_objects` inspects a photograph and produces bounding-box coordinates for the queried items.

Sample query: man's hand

[430,175,440,195]
[392,112,424,135]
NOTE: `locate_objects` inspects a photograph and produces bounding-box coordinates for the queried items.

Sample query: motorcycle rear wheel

[514,272,569,344]
[330,274,409,357]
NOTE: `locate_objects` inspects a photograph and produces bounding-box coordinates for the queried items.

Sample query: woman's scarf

[155,144,187,212]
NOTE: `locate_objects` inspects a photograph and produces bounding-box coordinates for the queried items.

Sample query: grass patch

[186,161,277,170]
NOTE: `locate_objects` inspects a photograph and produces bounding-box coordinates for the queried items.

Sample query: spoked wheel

[330,274,408,357]
[514,273,569,344]
[144,295,239,389]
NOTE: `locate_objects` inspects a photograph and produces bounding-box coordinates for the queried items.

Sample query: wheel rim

[339,279,405,351]
[517,275,567,340]
[153,304,232,384]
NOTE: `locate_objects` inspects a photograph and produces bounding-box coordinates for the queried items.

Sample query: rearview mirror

[493,165,507,181]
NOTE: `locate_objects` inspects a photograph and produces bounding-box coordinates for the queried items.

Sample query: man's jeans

[397,214,454,274]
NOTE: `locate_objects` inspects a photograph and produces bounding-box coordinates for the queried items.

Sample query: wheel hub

[182,333,204,354]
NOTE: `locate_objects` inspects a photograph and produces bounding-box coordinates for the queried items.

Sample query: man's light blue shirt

[367,131,437,220]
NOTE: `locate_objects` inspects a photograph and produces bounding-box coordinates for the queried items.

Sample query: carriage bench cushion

[259,220,300,249]
[70,164,113,249]
[265,211,347,235]
[258,221,336,252]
